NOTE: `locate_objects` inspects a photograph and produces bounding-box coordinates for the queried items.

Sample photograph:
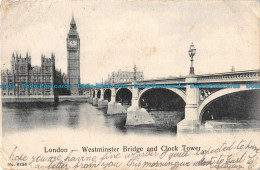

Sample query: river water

[2,102,260,170]
[2,102,177,137]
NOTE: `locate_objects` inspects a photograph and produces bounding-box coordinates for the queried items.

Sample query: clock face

[69,40,77,48]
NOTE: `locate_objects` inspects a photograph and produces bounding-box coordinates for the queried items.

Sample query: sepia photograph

[0,0,259,169]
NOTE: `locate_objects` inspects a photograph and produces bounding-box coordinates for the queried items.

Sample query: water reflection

[67,105,80,128]
[2,102,177,137]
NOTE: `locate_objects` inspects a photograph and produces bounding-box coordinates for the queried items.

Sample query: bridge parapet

[112,70,259,85]
[197,70,260,83]
[136,77,186,85]
[115,77,186,86]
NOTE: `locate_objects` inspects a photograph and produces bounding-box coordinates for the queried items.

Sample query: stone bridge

[86,70,260,133]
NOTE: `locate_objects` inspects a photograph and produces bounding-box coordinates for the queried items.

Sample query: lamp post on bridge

[101,78,104,100]
[133,64,137,82]
[188,43,196,75]
[131,64,138,108]
[112,72,115,84]
[177,43,200,133]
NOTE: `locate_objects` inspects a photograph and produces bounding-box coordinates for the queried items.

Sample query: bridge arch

[115,87,132,94]
[116,88,132,105]
[138,87,186,111]
[199,86,259,123]
[92,90,95,97]
[97,89,101,98]
[138,87,186,128]
[104,89,111,101]
[138,87,186,106]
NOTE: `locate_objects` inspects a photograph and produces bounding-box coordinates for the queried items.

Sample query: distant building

[1,53,69,96]
[105,69,144,83]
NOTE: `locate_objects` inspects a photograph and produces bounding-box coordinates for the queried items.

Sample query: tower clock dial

[69,40,77,48]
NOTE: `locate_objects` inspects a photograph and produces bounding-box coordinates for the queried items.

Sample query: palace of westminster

[1,16,144,97]
[1,16,81,96]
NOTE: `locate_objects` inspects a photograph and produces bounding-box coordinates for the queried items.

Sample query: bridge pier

[89,97,93,104]
[98,89,108,109]
[107,88,126,115]
[126,85,155,126]
[92,89,98,106]
[178,75,200,133]
[87,90,92,103]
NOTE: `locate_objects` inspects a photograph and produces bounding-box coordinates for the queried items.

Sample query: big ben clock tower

[67,15,80,95]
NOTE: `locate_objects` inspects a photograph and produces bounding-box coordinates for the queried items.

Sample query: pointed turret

[12,53,15,63]
[68,14,78,37]
[28,52,31,64]
[70,14,76,25]
[11,52,15,70]
[51,52,55,63]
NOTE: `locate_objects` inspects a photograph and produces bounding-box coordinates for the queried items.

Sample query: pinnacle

[70,15,76,25]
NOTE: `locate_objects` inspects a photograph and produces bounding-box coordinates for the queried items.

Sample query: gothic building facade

[1,15,82,97]
[1,53,69,96]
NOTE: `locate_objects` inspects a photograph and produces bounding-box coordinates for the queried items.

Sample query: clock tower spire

[67,14,80,95]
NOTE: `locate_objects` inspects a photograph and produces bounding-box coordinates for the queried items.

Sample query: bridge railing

[104,70,259,85]
[115,77,186,85]
[197,70,260,83]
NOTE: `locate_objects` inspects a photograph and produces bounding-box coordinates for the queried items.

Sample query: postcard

[0,0,259,169]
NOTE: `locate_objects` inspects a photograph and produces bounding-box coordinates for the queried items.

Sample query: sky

[0,0,259,84]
